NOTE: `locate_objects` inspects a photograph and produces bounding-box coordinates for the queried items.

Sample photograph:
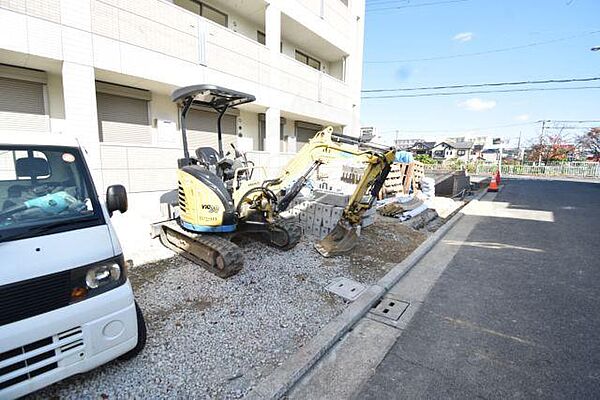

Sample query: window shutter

[96,92,151,144]
[0,77,49,132]
[186,108,237,154]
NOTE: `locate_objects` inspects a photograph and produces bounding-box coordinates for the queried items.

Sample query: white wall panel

[27,16,63,59]
[0,9,28,53]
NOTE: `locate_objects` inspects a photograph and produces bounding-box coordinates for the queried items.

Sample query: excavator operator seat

[195,147,220,167]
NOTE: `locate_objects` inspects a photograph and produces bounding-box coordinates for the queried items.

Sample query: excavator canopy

[171,84,255,110]
[172,84,256,161]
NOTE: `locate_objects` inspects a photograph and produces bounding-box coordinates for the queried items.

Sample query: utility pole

[517,131,522,163]
[498,138,503,172]
[538,120,547,165]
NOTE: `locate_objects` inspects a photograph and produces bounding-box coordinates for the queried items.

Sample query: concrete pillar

[265,107,280,155]
[265,2,281,53]
[347,1,366,137]
[264,2,282,156]
[61,62,102,189]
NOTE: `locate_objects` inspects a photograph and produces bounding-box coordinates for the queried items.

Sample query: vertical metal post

[181,97,193,160]
[216,108,227,158]
[498,140,503,173]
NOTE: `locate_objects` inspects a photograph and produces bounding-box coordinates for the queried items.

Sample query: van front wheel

[118,301,147,361]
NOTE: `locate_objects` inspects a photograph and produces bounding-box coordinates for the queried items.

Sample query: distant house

[471,144,484,160]
[395,138,425,150]
[432,141,475,162]
[481,148,499,163]
[408,141,435,156]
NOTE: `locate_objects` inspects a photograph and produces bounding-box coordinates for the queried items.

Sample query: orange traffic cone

[488,176,499,192]
[495,170,501,185]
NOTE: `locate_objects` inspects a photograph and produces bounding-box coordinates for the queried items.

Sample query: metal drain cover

[325,277,366,301]
[371,297,409,321]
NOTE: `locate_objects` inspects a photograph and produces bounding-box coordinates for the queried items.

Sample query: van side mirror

[106,185,128,216]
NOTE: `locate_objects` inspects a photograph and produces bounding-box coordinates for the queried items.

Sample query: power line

[362,77,600,93]
[547,120,600,123]
[543,126,600,129]
[366,0,409,5]
[379,122,539,134]
[366,0,413,7]
[362,86,600,99]
[378,120,599,135]
[366,0,470,12]
[365,30,600,63]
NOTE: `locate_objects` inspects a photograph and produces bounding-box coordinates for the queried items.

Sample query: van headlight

[86,263,121,288]
[70,255,127,303]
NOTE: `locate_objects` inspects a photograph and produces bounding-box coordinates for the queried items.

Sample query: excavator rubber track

[157,220,244,278]
[267,219,302,250]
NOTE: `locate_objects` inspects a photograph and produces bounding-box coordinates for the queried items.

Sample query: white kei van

[0,133,146,399]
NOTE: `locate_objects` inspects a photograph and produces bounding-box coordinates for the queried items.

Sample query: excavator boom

[233,126,396,257]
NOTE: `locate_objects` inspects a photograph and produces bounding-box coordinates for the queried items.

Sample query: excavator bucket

[315,220,360,257]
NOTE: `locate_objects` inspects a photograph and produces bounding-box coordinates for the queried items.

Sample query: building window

[96,82,152,144]
[457,150,466,156]
[257,31,265,45]
[295,50,321,70]
[258,31,283,50]
[174,0,227,27]
[434,150,444,157]
[202,3,227,26]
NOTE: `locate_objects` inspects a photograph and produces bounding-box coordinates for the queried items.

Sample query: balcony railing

[0,0,352,114]
[294,0,352,40]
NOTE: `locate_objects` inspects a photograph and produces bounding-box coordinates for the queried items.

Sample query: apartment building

[0,0,365,197]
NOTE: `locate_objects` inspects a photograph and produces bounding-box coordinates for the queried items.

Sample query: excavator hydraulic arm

[233,126,396,258]
[315,147,395,257]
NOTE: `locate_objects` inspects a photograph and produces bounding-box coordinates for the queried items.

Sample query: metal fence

[424,162,600,178]
[475,163,600,178]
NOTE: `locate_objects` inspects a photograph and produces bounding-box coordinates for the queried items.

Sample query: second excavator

[151,84,395,278]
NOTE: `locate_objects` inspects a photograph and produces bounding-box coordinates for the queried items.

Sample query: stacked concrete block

[331,206,344,220]
[312,189,350,208]
[361,205,377,228]
[306,212,315,230]
[281,189,378,238]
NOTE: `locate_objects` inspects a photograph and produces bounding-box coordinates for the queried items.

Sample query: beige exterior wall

[0,0,365,194]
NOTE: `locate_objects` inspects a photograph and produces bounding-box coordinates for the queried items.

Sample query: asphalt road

[358,178,600,399]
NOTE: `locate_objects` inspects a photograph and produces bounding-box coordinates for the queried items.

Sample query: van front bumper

[0,281,138,399]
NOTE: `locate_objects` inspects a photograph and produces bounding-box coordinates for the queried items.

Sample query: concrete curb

[247,189,491,400]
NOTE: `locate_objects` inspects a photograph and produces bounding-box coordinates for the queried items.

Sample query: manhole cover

[371,297,409,321]
[325,277,366,301]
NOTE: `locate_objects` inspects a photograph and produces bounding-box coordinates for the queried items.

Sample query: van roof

[0,132,81,148]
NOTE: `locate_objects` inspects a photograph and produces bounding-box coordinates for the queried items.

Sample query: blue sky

[360,0,600,146]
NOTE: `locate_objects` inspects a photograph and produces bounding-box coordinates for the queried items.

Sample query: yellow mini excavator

[151,84,395,278]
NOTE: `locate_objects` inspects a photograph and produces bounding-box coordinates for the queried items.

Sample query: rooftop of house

[452,141,475,149]
[410,141,436,149]
[434,141,474,149]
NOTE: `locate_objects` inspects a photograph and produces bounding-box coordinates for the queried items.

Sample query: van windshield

[0,145,104,243]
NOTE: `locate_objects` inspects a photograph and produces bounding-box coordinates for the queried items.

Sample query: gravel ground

[29,220,424,400]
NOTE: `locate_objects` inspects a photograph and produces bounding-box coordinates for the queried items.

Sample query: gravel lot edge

[248,188,490,400]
